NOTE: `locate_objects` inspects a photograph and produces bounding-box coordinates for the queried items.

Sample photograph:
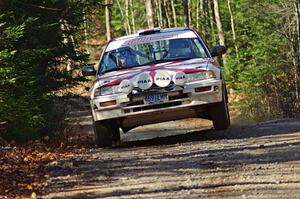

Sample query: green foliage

[221,0,299,120]
[0,1,90,142]
[1,0,299,142]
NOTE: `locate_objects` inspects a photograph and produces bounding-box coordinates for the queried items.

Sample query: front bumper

[91,79,222,124]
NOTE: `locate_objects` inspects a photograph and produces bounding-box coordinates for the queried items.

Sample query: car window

[192,38,207,57]
[99,37,208,73]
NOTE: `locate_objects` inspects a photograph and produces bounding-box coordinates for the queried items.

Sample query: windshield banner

[106,31,197,52]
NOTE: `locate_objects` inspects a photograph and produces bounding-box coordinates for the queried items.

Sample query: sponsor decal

[173,72,186,85]
[154,70,171,87]
[106,31,198,51]
[138,79,152,84]
[137,73,153,90]
[119,79,133,93]
[121,34,178,47]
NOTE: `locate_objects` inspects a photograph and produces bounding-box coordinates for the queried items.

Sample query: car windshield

[99,37,208,73]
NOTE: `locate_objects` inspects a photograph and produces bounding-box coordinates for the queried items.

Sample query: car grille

[122,90,189,113]
[131,101,183,112]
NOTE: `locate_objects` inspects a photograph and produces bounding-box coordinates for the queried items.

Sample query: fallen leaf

[30,192,37,199]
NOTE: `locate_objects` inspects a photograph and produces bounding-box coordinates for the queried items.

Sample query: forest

[0,0,299,141]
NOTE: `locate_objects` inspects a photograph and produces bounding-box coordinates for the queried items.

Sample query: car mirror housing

[210,45,226,57]
[82,65,96,76]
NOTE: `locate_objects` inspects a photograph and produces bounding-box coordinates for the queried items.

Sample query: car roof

[105,27,197,52]
[113,27,192,42]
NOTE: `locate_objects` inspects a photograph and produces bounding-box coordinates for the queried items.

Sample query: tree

[2,0,300,140]
[129,0,136,33]
[183,0,192,27]
[196,0,200,30]
[145,0,154,28]
[116,0,129,34]
[294,0,300,99]
[227,0,238,57]
[209,0,217,44]
[104,0,112,41]
[163,0,171,27]
[0,1,89,141]
[201,0,207,40]
[213,0,227,64]
[154,0,163,27]
[295,0,300,54]
[125,0,132,34]
[171,0,177,27]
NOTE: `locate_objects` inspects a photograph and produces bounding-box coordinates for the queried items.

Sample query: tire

[93,120,120,147]
[209,84,230,130]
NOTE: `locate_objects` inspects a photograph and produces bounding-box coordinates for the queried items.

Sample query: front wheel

[93,120,120,147]
[209,85,230,130]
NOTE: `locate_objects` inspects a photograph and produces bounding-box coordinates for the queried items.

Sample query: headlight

[94,79,133,97]
[94,85,120,97]
[186,70,216,82]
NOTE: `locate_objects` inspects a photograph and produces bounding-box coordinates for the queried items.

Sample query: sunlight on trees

[0,0,299,141]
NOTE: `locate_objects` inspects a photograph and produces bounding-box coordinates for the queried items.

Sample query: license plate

[144,93,168,104]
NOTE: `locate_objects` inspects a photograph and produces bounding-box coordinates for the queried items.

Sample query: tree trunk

[196,0,199,30]
[145,0,154,28]
[292,47,299,101]
[125,0,132,34]
[154,0,161,27]
[157,0,163,27]
[209,0,217,44]
[83,13,89,53]
[104,0,112,41]
[295,0,300,55]
[183,0,192,27]
[163,0,171,27]
[116,0,128,34]
[60,20,76,71]
[228,0,238,57]
[213,0,227,65]
[201,0,207,39]
[206,0,211,43]
[129,0,136,33]
[171,0,177,27]
[294,0,300,100]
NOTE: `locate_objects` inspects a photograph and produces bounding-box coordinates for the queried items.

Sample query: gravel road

[45,104,300,198]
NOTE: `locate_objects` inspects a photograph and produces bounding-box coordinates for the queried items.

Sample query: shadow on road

[46,119,300,198]
[116,119,300,148]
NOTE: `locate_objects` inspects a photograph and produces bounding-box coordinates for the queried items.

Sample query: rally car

[82,27,230,147]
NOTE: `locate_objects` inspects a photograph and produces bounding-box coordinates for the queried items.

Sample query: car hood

[95,58,212,89]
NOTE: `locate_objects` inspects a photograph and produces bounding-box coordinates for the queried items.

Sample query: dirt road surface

[45,103,300,198]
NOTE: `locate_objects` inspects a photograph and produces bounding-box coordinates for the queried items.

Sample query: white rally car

[82,27,230,147]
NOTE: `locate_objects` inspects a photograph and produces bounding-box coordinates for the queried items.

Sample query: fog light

[195,86,211,92]
[100,100,117,107]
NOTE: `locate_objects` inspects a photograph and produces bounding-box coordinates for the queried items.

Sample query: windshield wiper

[102,63,150,74]
[151,57,192,64]
[153,56,208,64]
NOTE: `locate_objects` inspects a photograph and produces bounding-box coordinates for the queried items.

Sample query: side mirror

[210,45,226,57]
[82,65,96,76]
